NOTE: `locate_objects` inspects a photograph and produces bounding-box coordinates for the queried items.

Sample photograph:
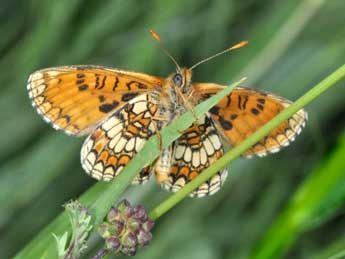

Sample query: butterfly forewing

[27,65,164,135]
[193,83,307,157]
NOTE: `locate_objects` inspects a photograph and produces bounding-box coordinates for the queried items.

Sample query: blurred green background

[1,0,345,258]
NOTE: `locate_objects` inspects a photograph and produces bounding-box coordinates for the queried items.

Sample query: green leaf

[52,232,68,259]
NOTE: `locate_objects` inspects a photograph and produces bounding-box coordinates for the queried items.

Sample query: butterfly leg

[152,115,170,151]
[152,121,163,151]
[174,87,202,135]
[175,87,199,121]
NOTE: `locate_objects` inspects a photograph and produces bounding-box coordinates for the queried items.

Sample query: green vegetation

[1,1,344,258]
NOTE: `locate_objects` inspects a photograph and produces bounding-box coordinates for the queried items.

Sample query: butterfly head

[170,68,192,93]
[150,29,247,92]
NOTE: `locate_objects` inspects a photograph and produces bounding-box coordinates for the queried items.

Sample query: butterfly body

[27,63,307,197]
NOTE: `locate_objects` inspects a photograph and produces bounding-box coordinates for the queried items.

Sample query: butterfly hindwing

[27,65,164,135]
[193,83,307,157]
[80,92,163,183]
[160,115,228,197]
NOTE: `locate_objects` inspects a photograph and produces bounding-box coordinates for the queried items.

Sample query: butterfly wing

[160,115,228,197]
[81,92,164,183]
[193,83,307,157]
[27,65,164,135]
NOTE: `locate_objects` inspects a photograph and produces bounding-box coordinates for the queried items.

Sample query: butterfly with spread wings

[27,31,307,197]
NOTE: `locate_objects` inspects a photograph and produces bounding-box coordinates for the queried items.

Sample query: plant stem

[149,64,345,220]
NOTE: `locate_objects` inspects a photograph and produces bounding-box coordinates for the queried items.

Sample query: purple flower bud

[127,217,140,232]
[107,207,120,222]
[118,199,133,218]
[113,220,124,235]
[142,218,155,232]
[137,228,152,246]
[121,232,138,247]
[121,246,137,256]
[105,236,121,252]
[99,199,155,256]
[133,205,148,222]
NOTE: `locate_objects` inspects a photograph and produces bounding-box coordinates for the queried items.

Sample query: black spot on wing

[77,73,85,78]
[251,108,260,115]
[98,95,106,102]
[257,104,264,110]
[257,98,266,104]
[95,75,106,89]
[112,76,119,91]
[99,100,119,113]
[121,92,139,102]
[78,84,88,91]
[126,81,148,90]
[63,115,71,123]
[219,116,233,130]
[230,114,238,120]
[210,106,220,115]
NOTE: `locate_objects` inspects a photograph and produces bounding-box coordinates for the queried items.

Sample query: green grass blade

[249,131,345,259]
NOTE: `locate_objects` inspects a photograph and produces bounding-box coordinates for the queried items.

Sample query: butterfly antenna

[150,30,181,71]
[189,41,248,70]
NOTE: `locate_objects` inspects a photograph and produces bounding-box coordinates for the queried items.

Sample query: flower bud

[142,218,155,232]
[121,232,138,247]
[137,228,152,247]
[107,207,120,222]
[118,199,133,218]
[127,217,140,232]
[98,199,154,257]
[121,246,137,256]
[113,220,124,235]
[105,236,121,252]
[133,205,148,222]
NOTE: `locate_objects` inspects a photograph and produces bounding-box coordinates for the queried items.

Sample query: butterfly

[27,30,307,197]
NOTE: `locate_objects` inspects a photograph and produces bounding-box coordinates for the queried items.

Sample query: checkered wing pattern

[80,93,162,183]
[160,115,228,197]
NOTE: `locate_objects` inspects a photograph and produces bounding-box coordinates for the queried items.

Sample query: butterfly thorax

[159,68,199,122]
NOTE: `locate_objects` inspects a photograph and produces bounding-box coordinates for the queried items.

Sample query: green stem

[149,64,345,220]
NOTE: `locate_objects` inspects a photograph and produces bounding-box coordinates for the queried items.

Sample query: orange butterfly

[27,30,307,197]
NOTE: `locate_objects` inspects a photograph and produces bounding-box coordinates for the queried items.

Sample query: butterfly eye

[173,73,183,87]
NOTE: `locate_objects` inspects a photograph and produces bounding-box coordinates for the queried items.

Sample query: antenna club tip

[228,40,249,50]
[150,30,161,42]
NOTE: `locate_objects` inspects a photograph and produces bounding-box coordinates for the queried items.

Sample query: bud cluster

[98,199,154,256]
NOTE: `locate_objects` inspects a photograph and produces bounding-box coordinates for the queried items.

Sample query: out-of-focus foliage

[0,0,344,258]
